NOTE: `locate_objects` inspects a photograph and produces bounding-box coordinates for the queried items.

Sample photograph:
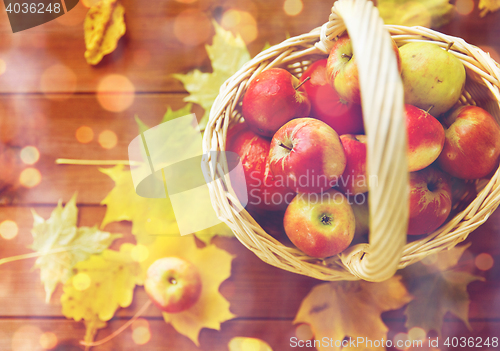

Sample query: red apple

[145,257,202,313]
[268,118,346,194]
[227,123,293,211]
[283,189,355,258]
[299,59,364,135]
[405,104,445,172]
[326,33,401,104]
[242,68,311,137]
[408,166,452,235]
[338,134,368,195]
[437,105,500,179]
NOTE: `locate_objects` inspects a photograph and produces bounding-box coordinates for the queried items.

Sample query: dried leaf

[61,243,143,344]
[228,337,273,351]
[30,193,121,303]
[403,245,484,336]
[173,21,251,129]
[479,0,500,16]
[84,0,126,65]
[378,0,454,28]
[141,235,235,346]
[294,276,412,351]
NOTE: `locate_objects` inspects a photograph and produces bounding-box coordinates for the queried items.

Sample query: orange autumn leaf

[294,276,412,351]
[140,235,235,346]
[84,0,125,65]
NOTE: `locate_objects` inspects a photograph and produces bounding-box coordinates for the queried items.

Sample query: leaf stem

[0,247,80,267]
[80,300,153,347]
[55,159,142,166]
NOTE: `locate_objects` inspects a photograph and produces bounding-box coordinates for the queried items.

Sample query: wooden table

[0,1,499,350]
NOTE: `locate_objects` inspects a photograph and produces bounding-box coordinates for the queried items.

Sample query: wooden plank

[0,0,336,94]
[0,1,499,94]
[1,205,500,319]
[0,319,499,351]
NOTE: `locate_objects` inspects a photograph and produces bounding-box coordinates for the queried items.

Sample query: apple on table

[268,118,346,194]
[145,257,202,313]
[242,68,311,137]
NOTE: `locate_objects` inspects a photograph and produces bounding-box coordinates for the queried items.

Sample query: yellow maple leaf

[403,244,484,336]
[173,21,251,129]
[61,243,143,344]
[84,0,126,65]
[140,235,235,346]
[100,163,233,244]
[30,192,121,303]
[479,0,500,16]
[377,0,454,28]
[294,276,412,351]
[228,337,273,351]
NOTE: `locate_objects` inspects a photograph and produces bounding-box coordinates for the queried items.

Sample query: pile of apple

[227,33,500,259]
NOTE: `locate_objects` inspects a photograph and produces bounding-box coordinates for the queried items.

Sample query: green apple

[399,42,466,117]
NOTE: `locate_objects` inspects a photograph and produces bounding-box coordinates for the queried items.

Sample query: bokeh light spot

[132,326,151,345]
[284,0,303,16]
[40,64,77,100]
[408,327,426,341]
[221,10,258,44]
[97,74,135,112]
[76,126,94,144]
[0,220,18,240]
[98,130,118,149]
[174,9,212,46]
[20,146,40,165]
[40,332,58,350]
[295,323,314,341]
[131,318,150,331]
[12,325,43,351]
[131,244,149,262]
[456,0,474,15]
[19,168,42,188]
[394,332,409,350]
[72,272,91,291]
[0,59,6,76]
[475,253,494,271]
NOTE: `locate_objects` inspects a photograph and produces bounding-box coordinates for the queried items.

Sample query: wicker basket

[201,0,500,282]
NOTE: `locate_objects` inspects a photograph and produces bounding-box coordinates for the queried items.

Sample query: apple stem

[294,76,311,90]
[446,42,454,51]
[426,105,434,114]
[279,142,293,151]
[80,300,153,347]
[342,53,352,60]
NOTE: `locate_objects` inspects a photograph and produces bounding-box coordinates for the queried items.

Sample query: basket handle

[317,0,408,281]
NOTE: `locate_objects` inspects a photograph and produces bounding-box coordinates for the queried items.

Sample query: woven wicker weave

[201,0,500,282]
